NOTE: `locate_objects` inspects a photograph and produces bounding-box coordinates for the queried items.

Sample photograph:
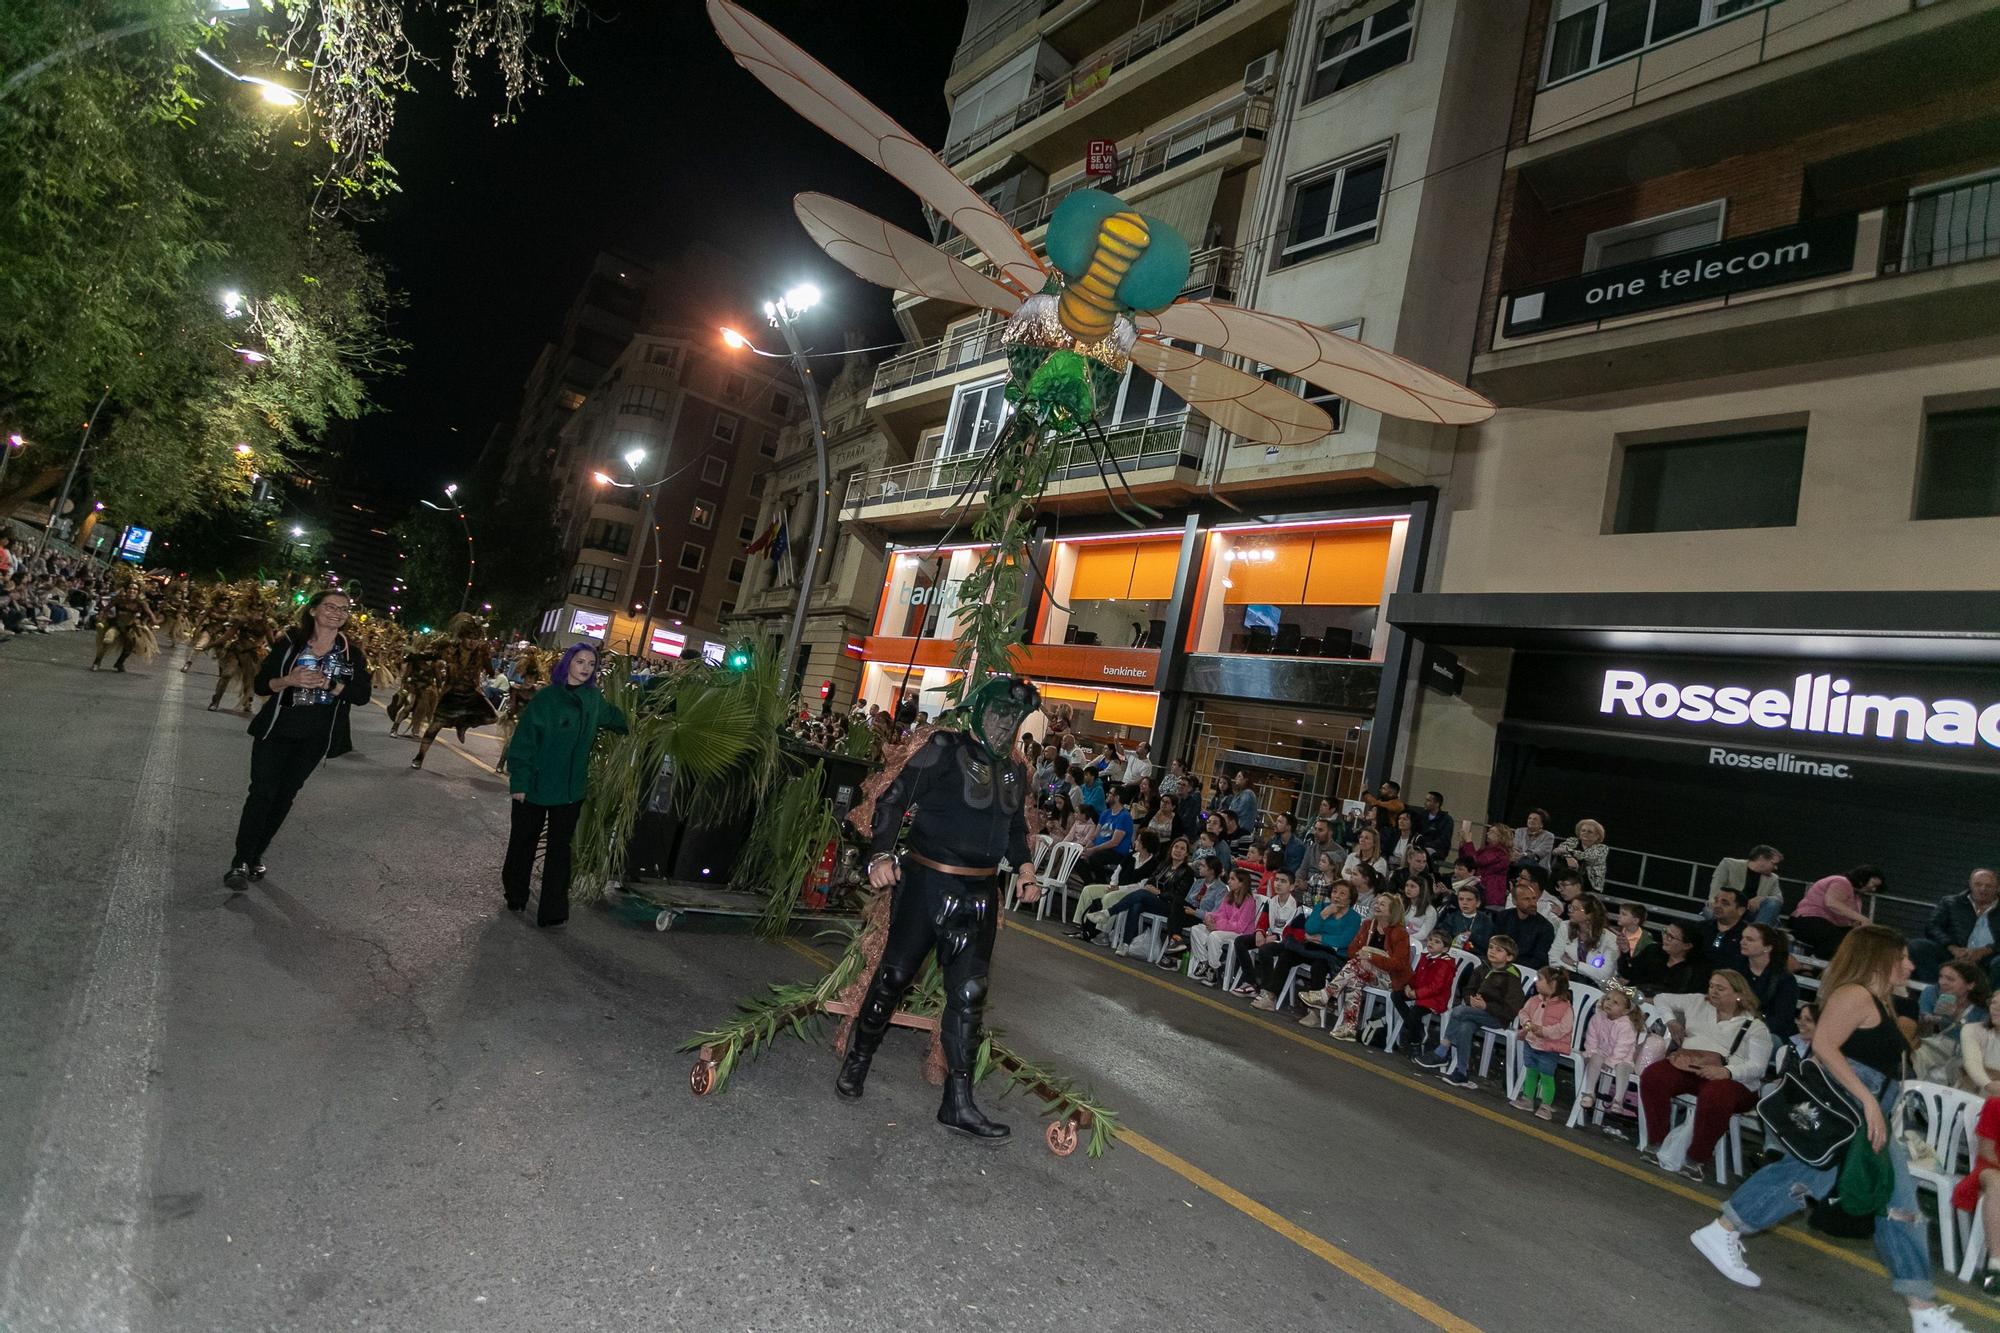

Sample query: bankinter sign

[1599,669,2000,751]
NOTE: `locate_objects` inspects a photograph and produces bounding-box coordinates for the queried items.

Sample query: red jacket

[1347,921,1412,990]
[1460,840,1511,908]
[1409,953,1457,1014]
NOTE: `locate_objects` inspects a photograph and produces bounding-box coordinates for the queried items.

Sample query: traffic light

[291,590,309,605]
[724,640,753,672]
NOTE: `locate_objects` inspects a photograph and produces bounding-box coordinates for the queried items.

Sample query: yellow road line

[366,700,499,776]
[775,933,1481,1330]
[1011,922,2000,1320]
[1115,1126,1482,1333]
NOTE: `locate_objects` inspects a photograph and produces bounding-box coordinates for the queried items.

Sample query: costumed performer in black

[835,675,1040,1143]
[225,589,370,889]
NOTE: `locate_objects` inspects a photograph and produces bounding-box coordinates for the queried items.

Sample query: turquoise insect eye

[1046,189,1191,316]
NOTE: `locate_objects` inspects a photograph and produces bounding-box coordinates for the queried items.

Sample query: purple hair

[554,642,599,688]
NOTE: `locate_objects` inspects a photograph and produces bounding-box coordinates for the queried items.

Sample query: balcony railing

[943,0,1246,164]
[949,0,1066,78]
[842,412,1204,513]
[870,319,1009,399]
[938,95,1269,262]
[1902,170,2000,273]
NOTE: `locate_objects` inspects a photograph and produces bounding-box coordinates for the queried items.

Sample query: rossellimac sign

[1502,213,1860,339]
[1600,669,2000,752]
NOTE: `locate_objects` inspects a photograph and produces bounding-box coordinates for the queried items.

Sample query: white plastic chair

[1034,842,1085,921]
[1661,1093,1751,1184]
[1903,1081,1982,1272]
[1477,966,1541,1081]
[1221,896,1271,992]
[1506,983,1601,1101]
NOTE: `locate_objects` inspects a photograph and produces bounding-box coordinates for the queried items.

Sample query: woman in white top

[1342,827,1390,882]
[1637,971,1773,1183]
[1551,892,1619,986]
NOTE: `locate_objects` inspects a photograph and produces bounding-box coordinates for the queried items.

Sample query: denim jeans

[1721,1062,1931,1301]
[1435,1005,1505,1077]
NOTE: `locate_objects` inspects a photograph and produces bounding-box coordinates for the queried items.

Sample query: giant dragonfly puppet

[709,0,1494,686]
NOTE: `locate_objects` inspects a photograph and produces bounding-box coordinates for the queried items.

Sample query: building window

[940,377,1009,460]
[1109,339,1199,425]
[1545,0,1772,87]
[1583,200,1724,272]
[769,390,793,417]
[759,429,778,458]
[645,345,681,369]
[728,557,747,584]
[1612,427,1806,534]
[1914,405,2000,520]
[701,456,728,486]
[1277,147,1389,268]
[668,587,694,615]
[568,563,618,600]
[679,542,705,572]
[723,372,749,401]
[1307,1,1415,102]
[690,500,714,529]
[557,389,586,411]
[580,518,633,554]
[738,514,759,542]
[1256,321,1361,435]
[1905,169,2000,271]
[719,600,735,618]
[621,385,669,419]
[713,412,740,446]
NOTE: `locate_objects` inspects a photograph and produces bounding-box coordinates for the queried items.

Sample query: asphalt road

[0,631,1982,1331]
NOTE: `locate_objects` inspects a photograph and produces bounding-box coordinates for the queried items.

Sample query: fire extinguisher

[802,837,836,909]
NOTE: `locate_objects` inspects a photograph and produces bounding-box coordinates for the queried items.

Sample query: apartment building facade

[538,327,801,662]
[1389,0,2000,910]
[841,0,1527,816]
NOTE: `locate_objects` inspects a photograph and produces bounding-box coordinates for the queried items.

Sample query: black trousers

[233,737,325,865]
[502,799,583,925]
[851,861,1000,1074]
[1252,939,1341,995]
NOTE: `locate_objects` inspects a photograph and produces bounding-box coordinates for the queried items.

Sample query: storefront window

[1037,536,1180,648]
[1188,521,1401,659]
[873,547,988,640]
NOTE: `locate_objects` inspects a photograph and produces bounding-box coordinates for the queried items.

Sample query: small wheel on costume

[655,910,675,932]
[1046,1117,1079,1157]
[690,1060,716,1096]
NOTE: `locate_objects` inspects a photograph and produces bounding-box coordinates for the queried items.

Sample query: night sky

[350,0,966,497]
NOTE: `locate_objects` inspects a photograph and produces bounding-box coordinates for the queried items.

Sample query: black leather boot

[937,983,1008,1143]
[834,1045,875,1101]
[835,965,904,1101]
[937,1072,1009,1143]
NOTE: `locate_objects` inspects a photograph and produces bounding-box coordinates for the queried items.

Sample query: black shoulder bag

[1754,1056,1863,1169]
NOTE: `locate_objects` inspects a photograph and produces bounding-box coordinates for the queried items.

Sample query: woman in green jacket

[501,642,627,926]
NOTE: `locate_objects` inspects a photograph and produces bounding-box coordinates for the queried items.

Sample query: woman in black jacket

[225,590,370,890]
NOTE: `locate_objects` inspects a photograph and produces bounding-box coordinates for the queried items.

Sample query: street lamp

[723,278,828,701]
[191,47,302,108]
[420,483,477,615]
[595,454,680,661]
[35,385,110,556]
[0,432,24,490]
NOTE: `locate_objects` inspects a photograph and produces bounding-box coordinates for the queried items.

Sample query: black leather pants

[849,860,1000,1073]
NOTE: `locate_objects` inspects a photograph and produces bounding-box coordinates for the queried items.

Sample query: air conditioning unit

[1242,50,1278,92]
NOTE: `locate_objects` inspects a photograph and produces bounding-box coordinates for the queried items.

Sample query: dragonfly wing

[1129,339,1331,447]
[1138,302,1495,425]
[795,195,1022,316]
[709,0,1045,295]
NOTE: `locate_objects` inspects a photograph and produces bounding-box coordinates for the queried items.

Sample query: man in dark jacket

[1912,868,2000,983]
[1417,935,1525,1086]
[1491,870,1556,970]
[1413,789,1453,859]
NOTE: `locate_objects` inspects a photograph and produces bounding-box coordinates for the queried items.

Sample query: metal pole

[633,481,662,659]
[454,500,476,613]
[37,386,109,557]
[775,314,829,702]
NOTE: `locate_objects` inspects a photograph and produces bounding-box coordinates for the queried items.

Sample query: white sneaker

[1911,1306,1974,1333]
[1690,1220,1760,1289]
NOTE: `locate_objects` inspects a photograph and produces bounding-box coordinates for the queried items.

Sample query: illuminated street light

[720,327,748,350]
[290,525,305,537]
[622,447,647,471]
[193,48,302,108]
[234,443,253,456]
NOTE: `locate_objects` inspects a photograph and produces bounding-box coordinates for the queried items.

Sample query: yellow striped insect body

[1045,189,1192,342]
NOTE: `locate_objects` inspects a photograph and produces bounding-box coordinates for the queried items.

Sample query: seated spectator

[1188,867,1262,987]
[1070,830,1171,938]
[1738,922,1799,1042]
[1345,862,1382,918]
[1771,1002,1816,1077]
[1708,845,1785,926]
[1413,789,1453,860]
[1037,754,1069,802]
[1159,757,1191,800]
[1395,928,1459,1054]
[1303,894,1412,1039]
[1416,935,1525,1088]
[1307,815,1346,869]
[1552,819,1609,892]
[1700,886,1752,977]
[1249,881,1361,1011]
[1389,810,1418,869]
[1147,792,1179,841]
[1913,959,1993,1085]
[1053,798,1096,851]
[1621,919,1711,997]
[1447,852,1483,906]
[1493,869,1556,970]
[1456,819,1514,908]
[1195,827,1233,876]
[1072,766,1106,817]
[1577,981,1643,1121]
[1156,855,1230,967]
[1911,868,2000,984]
[1789,863,1882,961]
[1552,892,1619,986]
[1359,779,1405,838]
[1512,967,1577,1121]
[1230,871,1303,998]
[1614,902,1654,966]
[1222,769,1260,838]
[1391,850,1438,946]
[1103,846,1207,954]
[1267,811,1307,878]
[1304,850,1340,901]
[1539,867,1588,923]
[1437,883,1494,957]
[1951,1097,2000,1298]
[1342,827,1389,884]
[1637,971,1773,1183]
[1961,1005,2000,1098]
[1513,808,1555,871]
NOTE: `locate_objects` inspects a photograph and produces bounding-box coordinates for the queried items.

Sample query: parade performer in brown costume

[410,614,499,769]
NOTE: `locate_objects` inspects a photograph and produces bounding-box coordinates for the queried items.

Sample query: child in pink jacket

[1578,982,1643,1124]
[1512,966,1576,1120]
[1188,868,1262,985]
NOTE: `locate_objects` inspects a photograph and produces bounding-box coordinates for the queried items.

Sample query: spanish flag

[743,517,780,555]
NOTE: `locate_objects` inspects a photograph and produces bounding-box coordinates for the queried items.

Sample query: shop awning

[1386,590,2000,665]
